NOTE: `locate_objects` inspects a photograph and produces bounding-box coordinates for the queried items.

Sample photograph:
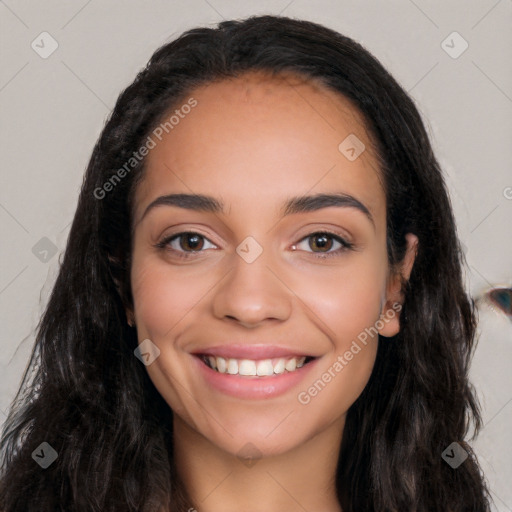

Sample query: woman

[0,15,491,511]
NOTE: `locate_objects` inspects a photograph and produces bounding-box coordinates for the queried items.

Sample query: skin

[127,71,418,511]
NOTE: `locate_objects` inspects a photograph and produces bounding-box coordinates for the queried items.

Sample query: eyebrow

[139,192,374,226]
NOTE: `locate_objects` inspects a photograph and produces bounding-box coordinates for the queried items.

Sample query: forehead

[133,71,385,227]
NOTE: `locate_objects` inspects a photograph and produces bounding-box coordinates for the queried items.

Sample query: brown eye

[156,232,217,257]
[293,231,353,259]
[179,233,204,251]
[309,233,334,252]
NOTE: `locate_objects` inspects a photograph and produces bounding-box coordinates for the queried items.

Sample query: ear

[378,233,418,338]
[108,254,135,327]
[124,304,135,327]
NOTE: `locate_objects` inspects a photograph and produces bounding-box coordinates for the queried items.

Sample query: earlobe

[401,233,419,282]
[126,309,135,327]
[107,254,135,327]
[378,233,418,338]
[113,279,135,327]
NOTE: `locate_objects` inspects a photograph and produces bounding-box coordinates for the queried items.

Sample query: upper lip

[191,344,316,360]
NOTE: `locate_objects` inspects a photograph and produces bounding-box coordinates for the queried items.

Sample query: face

[128,71,410,458]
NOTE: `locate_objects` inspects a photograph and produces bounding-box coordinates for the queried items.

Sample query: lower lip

[192,355,319,400]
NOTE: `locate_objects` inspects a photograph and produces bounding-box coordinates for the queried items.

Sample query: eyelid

[293,230,354,257]
[155,227,355,259]
[293,224,353,244]
[295,231,351,247]
[154,231,219,260]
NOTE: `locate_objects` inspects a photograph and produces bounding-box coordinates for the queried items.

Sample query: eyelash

[155,231,354,260]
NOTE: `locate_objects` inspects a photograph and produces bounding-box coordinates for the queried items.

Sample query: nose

[211,248,293,328]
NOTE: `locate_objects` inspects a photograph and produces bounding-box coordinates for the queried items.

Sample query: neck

[173,416,345,512]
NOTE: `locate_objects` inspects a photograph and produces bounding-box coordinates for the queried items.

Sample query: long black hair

[0,15,491,511]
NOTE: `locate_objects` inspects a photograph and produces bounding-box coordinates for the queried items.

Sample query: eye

[156,232,217,257]
[293,231,353,258]
[155,230,353,260]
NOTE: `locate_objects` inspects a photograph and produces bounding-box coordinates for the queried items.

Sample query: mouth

[191,346,321,399]
[196,354,317,377]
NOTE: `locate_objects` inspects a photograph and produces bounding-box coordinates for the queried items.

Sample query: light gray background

[1,0,511,509]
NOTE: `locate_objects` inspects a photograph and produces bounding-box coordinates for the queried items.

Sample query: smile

[191,344,320,398]
[200,355,315,377]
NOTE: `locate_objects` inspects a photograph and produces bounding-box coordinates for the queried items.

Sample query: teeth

[204,355,309,376]
[227,359,238,375]
[239,359,257,376]
[256,360,274,376]
[216,357,227,373]
[285,358,297,372]
[273,359,285,374]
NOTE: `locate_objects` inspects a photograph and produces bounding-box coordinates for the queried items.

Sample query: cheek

[130,253,207,340]
[289,255,386,347]
[290,257,385,413]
